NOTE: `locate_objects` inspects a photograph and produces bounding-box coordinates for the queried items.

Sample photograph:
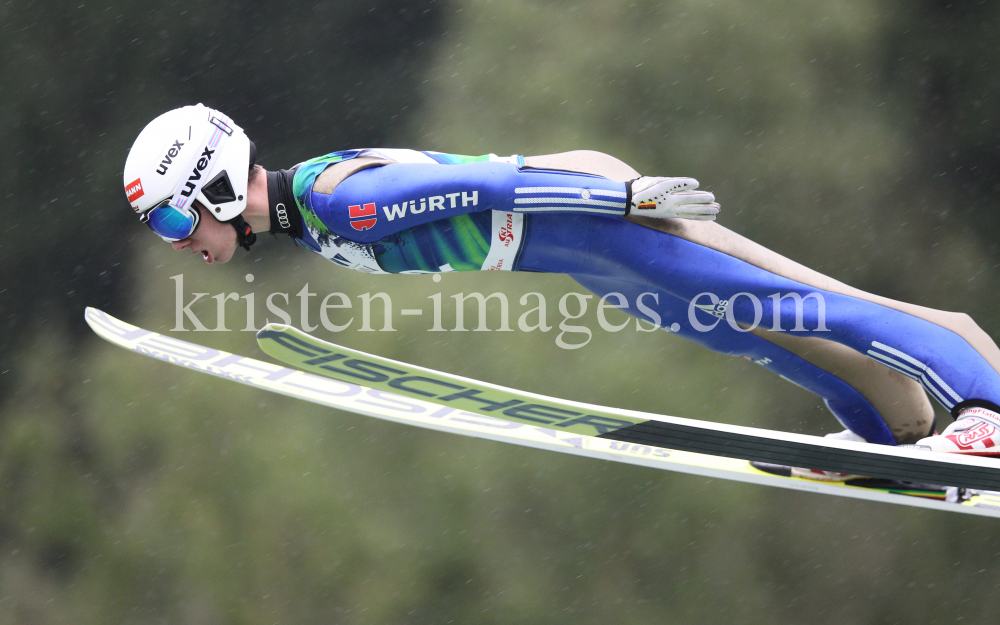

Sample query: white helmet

[123,104,253,222]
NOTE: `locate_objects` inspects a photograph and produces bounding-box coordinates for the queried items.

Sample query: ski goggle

[140,198,201,241]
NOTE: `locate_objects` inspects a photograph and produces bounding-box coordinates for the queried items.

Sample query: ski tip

[256,323,295,339]
[83,306,103,327]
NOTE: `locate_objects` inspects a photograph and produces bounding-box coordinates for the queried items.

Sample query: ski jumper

[285,148,1000,446]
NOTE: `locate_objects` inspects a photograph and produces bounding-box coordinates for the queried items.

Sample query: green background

[3,1,1000,622]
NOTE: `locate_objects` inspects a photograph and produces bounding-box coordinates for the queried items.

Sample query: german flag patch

[637,201,656,210]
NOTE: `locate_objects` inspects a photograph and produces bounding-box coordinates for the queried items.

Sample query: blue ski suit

[285,148,1000,445]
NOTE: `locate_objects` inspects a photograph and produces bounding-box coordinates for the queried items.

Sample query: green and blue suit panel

[291,150,628,273]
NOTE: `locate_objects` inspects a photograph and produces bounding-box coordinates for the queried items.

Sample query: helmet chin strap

[226,140,258,252]
[227,214,257,251]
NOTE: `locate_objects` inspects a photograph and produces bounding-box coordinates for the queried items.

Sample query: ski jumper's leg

[524,151,642,182]
[519,213,1000,442]
[519,151,943,444]
[627,215,1000,412]
[570,274,917,445]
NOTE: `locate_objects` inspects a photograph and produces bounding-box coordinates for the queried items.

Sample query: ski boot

[911,406,1000,456]
[751,429,867,482]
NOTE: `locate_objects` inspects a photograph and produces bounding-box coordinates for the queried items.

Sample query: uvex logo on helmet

[179,147,216,198]
[155,140,185,175]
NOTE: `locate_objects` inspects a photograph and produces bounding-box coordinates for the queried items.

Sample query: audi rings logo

[275,202,291,230]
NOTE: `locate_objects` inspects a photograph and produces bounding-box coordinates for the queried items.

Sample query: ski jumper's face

[170,203,238,264]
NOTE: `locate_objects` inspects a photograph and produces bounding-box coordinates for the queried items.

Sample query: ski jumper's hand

[629,177,720,221]
[319,161,632,243]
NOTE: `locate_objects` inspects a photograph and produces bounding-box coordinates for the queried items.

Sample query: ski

[255,322,1000,492]
[84,308,1000,518]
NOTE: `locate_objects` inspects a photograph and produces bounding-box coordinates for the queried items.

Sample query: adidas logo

[694,299,729,319]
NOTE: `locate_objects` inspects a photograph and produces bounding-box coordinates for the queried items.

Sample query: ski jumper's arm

[313,159,630,243]
[290,149,713,275]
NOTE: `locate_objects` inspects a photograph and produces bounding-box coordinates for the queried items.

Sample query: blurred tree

[0,0,447,399]
[4,1,1000,623]
[880,1,1000,252]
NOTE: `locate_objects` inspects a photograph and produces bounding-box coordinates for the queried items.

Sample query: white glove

[629,177,720,221]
